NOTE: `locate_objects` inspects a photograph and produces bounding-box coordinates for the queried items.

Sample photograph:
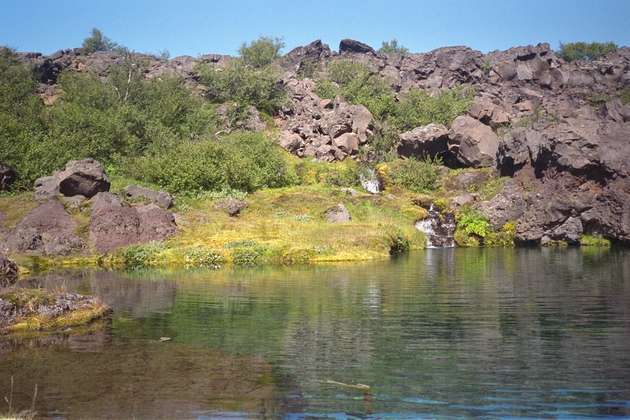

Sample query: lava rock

[0,255,18,288]
[34,159,110,199]
[448,115,500,167]
[397,123,449,159]
[124,185,174,209]
[339,39,376,55]
[215,198,248,217]
[324,204,351,223]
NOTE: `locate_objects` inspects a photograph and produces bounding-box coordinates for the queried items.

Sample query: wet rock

[124,185,174,209]
[324,203,351,223]
[215,198,248,217]
[5,200,84,255]
[0,164,17,191]
[397,123,450,159]
[448,116,499,167]
[89,192,177,253]
[0,255,18,288]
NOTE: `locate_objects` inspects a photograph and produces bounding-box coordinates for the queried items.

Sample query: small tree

[558,41,617,62]
[378,39,409,55]
[239,36,284,68]
[82,28,119,54]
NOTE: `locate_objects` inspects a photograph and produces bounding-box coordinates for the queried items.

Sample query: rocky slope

[10,39,630,246]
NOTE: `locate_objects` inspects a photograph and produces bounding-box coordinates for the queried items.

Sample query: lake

[1,248,630,419]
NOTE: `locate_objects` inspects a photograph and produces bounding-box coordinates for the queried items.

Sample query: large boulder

[89,192,177,253]
[324,204,351,223]
[283,39,331,71]
[124,185,174,209]
[34,159,110,199]
[0,255,18,288]
[5,200,84,255]
[215,198,248,217]
[0,164,17,191]
[448,116,499,167]
[339,39,376,55]
[397,123,449,158]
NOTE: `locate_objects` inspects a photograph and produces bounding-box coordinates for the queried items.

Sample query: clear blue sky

[1,0,629,57]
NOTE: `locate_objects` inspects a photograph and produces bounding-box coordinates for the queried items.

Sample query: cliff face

[15,40,630,245]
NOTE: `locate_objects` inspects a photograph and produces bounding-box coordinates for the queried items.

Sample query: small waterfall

[415,204,456,248]
[360,168,381,194]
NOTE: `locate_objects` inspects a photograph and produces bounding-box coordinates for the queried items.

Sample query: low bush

[232,245,268,267]
[620,87,630,105]
[388,231,410,255]
[118,242,165,270]
[456,208,490,238]
[388,87,474,131]
[389,157,443,192]
[126,132,296,194]
[378,39,409,55]
[559,42,617,62]
[239,36,284,68]
[196,60,286,115]
[580,234,611,247]
[183,247,225,268]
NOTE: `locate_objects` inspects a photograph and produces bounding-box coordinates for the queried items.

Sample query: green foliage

[484,222,516,247]
[239,36,284,68]
[559,42,617,62]
[389,157,442,192]
[183,247,224,268]
[119,242,165,270]
[316,60,396,120]
[620,87,630,105]
[580,234,611,247]
[81,28,119,54]
[232,244,268,267]
[388,231,410,255]
[378,39,409,55]
[456,208,490,238]
[359,124,399,162]
[197,60,286,114]
[389,87,474,131]
[466,176,506,201]
[128,132,296,194]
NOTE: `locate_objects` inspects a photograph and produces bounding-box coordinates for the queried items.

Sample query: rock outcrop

[397,124,450,159]
[324,203,351,223]
[89,192,177,253]
[448,115,499,167]
[124,185,174,209]
[35,159,110,199]
[5,200,85,255]
[0,255,18,288]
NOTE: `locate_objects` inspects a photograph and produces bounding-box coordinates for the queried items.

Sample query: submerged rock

[0,288,110,334]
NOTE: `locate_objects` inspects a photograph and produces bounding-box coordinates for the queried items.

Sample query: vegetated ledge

[0,288,111,335]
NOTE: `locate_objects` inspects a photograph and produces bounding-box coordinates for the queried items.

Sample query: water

[415,204,456,248]
[360,168,381,194]
[1,248,630,418]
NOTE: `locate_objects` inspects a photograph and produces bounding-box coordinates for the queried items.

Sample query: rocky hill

[9,39,630,246]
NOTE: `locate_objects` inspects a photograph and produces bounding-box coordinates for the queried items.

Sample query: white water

[415,204,456,248]
[360,169,381,194]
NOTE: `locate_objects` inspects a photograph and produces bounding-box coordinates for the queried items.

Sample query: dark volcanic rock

[397,124,450,159]
[5,200,84,255]
[448,116,499,167]
[0,255,19,288]
[339,39,376,55]
[34,159,110,199]
[124,185,174,209]
[0,164,17,191]
[89,192,177,253]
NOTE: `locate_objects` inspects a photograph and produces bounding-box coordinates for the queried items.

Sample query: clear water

[1,248,630,419]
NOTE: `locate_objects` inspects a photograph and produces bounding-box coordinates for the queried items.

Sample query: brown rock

[448,115,499,167]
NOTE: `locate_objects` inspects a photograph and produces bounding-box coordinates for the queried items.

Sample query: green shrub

[484,222,516,247]
[456,208,490,238]
[558,42,618,62]
[119,242,165,270]
[580,234,611,247]
[388,231,410,256]
[197,60,286,114]
[620,87,630,105]
[389,157,442,192]
[183,247,224,268]
[378,39,409,55]
[239,36,284,68]
[81,28,119,54]
[316,60,396,120]
[232,245,268,267]
[128,132,296,194]
[389,87,474,131]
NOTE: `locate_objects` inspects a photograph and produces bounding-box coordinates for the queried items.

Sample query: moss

[542,239,568,247]
[1,288,54,309]
[454,229,480,247]
[580,234,611,247]
[484,222,516,247]
[0,192,37,229]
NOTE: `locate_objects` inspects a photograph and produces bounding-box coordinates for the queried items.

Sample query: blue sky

[1,0,629,57]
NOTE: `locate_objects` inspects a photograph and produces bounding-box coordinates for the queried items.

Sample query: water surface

[1,248,630,418]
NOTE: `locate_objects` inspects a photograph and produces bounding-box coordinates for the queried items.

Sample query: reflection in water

[1,248,630,418]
